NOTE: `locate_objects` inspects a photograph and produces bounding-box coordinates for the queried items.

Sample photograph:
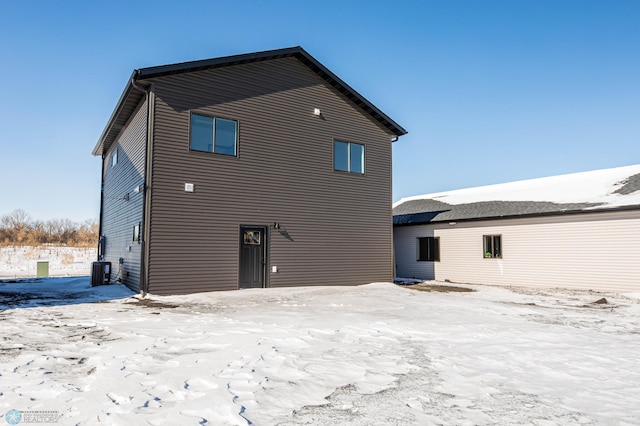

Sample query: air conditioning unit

[91,261,112,286]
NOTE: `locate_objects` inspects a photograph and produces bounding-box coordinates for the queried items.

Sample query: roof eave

[92,71,140,156]
[393,203,640,226]
[135,46,305,79]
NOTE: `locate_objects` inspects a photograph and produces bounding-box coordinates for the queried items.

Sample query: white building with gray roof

[393,164,640,292]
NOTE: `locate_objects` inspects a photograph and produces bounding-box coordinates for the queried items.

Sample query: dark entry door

[239,226,266,289]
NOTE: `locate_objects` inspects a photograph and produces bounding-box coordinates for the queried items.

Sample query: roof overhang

[93,46,407,156]
[92,71,147,156]
[393,203,640,226]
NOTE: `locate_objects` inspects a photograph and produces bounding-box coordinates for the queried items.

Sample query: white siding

[394,210,640,293]
[394,226,437,279]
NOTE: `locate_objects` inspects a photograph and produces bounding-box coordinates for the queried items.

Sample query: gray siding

[146,57,395,295]
[394,210,640,293]
[101,99,147,291]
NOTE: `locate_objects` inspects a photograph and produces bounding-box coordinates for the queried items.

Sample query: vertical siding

[146,57,394,295]
[394,210,640,292]
[101,99,147,291]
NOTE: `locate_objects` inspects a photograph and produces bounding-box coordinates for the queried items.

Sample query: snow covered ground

[1,278,639,425]
[0,246,96,278]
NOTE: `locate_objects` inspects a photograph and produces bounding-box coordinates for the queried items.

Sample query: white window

[111,148,118,167]
[133,223,141,243]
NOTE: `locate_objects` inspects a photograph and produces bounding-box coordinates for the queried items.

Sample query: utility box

[91,261,112,286]
[36,261,49,277]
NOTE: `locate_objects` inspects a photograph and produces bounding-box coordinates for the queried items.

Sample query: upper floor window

[417,237,440,261]
[190,113,237,156]
[483,235,502,258]
[334,140,365,174]
[111,148,118,167]
[133,222,141,244]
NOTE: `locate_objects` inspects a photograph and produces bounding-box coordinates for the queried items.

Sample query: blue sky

[1,1,638,222]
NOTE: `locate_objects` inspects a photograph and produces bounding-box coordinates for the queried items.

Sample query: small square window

[483,235,502,258]
[244,231,261,245]
[334,140,365,174]
[190,113,237,156]
[417,237,440,261]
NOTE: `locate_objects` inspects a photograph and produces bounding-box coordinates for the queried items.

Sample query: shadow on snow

[0,276,135,310]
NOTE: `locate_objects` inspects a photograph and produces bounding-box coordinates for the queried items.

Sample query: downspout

[389,133,404,278]
[130,73,154,297]
[389,135,395,281]
[97,153,106,261]
[141,85,155,297]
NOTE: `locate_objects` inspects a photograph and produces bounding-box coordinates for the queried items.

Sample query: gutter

[130,71,146,92]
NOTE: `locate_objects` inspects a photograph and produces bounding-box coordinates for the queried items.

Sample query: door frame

[238,225,269,289]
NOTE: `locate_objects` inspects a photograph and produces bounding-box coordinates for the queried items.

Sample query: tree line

[0,209,98,247]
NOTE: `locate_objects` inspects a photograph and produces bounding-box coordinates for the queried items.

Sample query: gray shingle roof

[393,199,602,225]
[393,166,640,226]
[613,173,640,195]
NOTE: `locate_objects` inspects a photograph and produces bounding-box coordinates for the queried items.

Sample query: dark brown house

[93,47,406,295]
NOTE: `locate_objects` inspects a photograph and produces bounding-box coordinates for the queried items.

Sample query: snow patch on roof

[394,164,640,209]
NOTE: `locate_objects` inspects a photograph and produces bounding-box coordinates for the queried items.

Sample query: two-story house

[93,46,406,295]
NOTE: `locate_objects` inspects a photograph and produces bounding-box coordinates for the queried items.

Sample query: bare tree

[0,210,98,247]
[1,209,32,244]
